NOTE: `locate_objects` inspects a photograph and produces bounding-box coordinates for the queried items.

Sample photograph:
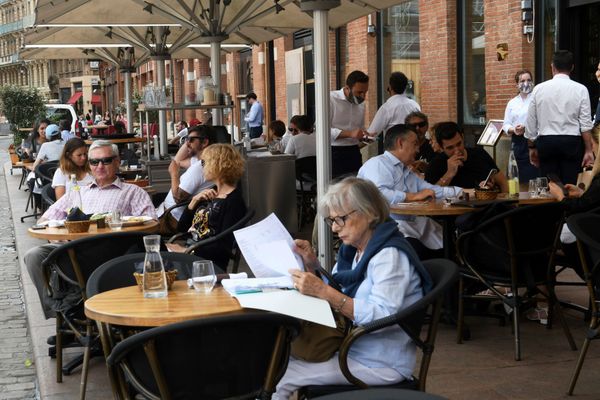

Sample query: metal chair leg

[56,314,63,383]
[568,337,592,395]
[79,325,93,400]
[513,301,521,361]
[456,277,465,344]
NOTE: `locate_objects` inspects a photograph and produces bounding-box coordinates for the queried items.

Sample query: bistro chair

[167,208,254,273]
[295,156,317,230]
[40,183,56,212]
[21,160,58,222]
[212,125,232,144]
[455,202,577,361]
[566,213,600,395]
[299,259,459,399]
[42,231,149,400]
[106,313,300,400]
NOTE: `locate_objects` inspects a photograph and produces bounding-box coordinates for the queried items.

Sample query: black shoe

[47,333,76,346]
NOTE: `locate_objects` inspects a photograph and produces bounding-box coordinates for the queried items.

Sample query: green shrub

[0,85,46,146]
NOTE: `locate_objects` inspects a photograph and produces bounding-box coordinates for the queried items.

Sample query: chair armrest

[167,232,189,244]
[162,200,191,220]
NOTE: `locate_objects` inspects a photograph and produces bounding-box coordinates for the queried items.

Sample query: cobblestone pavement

[0,137,38,399]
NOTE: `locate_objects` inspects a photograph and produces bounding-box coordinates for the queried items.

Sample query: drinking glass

[536,177,549,197]
[528,179,538,198]
[108,210,123,230]
[191,260,216,293]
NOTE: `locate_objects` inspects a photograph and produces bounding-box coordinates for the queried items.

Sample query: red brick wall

[274,36,293,122]
[484,0,535,119]
[419,0,458,123]
[251,43,267,124]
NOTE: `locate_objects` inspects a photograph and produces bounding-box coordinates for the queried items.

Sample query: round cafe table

[85,282,244,327]
[27,219,159,241]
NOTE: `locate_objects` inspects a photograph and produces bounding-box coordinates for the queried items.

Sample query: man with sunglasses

[24,140,156,322]
[158,125,216,232]
[405,111,436,173]
[366,72,420,138]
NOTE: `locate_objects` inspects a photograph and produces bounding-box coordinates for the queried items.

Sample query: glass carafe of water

[142,235,168,298]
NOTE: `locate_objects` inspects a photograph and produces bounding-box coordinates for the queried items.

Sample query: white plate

[121,216,153,227]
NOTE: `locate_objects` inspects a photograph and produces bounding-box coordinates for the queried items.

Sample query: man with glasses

[158,125,216,232]
[367,72,420,139]
[359,124,461,259]
[24,140,156,321]
[405,111,436,173]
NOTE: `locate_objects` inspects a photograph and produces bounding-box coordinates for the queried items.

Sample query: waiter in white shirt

[330,71,369,178]
[367,72,420,137]
[525,50,594,184]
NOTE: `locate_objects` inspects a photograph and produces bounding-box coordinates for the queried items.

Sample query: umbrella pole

[155,57,168,157]
[310,2,339,271]
[211,42,223,125]
[122,68,134,133]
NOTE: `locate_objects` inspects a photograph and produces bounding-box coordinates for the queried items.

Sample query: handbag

[290,267,352,363]
[577,167,594,190]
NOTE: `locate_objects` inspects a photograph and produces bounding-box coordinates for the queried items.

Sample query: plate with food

[121,216,154,227]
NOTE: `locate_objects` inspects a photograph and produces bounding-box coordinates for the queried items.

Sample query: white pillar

[122,69,134,133]
[156,58,168,157]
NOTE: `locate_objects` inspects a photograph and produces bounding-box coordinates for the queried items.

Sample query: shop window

[460,0,486,125]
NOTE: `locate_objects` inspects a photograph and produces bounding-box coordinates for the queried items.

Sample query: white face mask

[518,81,534,94]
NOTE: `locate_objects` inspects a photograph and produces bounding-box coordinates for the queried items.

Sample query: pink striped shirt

[42,179,157,221]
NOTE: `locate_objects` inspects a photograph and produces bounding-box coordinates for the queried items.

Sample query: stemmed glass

[191,260,216,293]
[536,177,549,197]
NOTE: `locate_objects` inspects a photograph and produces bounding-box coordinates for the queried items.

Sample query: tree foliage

[0,85,46,145]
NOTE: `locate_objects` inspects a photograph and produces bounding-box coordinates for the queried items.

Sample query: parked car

[45,104,77,132]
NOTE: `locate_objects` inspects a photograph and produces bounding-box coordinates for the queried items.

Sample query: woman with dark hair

[167,144,247,269]
[502,69,540,182]
[20,119,50,160]
[52,138,93,199]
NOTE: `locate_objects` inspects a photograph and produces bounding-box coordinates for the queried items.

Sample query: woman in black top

[550,125,600,277]
[20,119,50,160]
[167,144,247,269]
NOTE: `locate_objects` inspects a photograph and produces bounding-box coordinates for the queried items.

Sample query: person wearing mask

[330,71,369,178]
[52,137,93,199]
[525,50,594,184]
[367,72,420,137]
[502,70,540,183]
[244,92,264,139]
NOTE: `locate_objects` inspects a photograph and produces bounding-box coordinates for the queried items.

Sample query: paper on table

[234,213,303,277]
[233,290,336,327]
[221,276,294,295]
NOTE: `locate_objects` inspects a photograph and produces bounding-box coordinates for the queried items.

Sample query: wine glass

[192,260,216,293]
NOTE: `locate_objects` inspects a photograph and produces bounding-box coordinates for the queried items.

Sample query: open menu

[229,213,335,327]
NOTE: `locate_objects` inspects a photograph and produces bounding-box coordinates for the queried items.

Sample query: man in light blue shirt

[358,124,462,258]
[244,92,264,139]
[59,119,76,141]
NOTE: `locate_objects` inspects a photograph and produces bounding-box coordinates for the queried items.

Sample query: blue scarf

[333,220,433,298]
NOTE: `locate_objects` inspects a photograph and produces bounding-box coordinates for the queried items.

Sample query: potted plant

[0,85,46,148]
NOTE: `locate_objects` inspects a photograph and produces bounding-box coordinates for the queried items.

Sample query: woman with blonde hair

[550,124,600,278]
[52,137,93,199]
[167,144,247,269]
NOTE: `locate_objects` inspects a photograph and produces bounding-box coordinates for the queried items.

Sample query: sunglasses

[408,121,428,129]
[185,136,202,142]
[89,156,116,166]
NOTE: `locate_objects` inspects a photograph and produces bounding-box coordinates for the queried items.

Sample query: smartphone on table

[480,168,498,189]
[547,173,568,196]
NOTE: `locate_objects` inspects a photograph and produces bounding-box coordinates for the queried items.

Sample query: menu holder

[477,119,504,147]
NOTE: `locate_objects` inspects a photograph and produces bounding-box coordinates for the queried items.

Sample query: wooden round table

[27,220,159,241]
[84,137,144,145]
[85,282,244,327]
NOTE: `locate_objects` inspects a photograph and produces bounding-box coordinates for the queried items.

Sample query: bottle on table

[243,132,252,152]
[69,174,83,211]
[507,150,519,197]
[142,234,168,298]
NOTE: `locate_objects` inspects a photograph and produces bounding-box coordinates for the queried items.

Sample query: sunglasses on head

[409,121,428,129]
[89,156,116,166]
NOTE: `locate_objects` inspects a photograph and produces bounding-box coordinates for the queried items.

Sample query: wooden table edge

[27,220,159,240]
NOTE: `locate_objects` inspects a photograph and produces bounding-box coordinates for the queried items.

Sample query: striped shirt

[42,178,157,221]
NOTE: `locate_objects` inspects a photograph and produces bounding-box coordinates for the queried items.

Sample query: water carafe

[142,235,168,298]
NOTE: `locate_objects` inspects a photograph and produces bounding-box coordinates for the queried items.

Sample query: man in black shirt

[425,121,509,192]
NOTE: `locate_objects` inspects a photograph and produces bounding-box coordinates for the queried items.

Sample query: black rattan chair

[566,213,600,395]
[42,231,149,399]
[295,156,317,230]
[22,160,58,222]
[40,183,56,212]
[456,202,577,360]
[167,208,255,273]
[299,259,459,399]
[315,388,448,400]
[106,313,300,400]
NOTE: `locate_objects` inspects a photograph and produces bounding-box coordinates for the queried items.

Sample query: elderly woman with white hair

[274,177,432,399]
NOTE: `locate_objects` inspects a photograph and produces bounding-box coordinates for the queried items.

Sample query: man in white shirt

[284,115,316,159]
[158,125,215,233]
[358,124,461,259]
[169,120,188,145]
[367,72,420,137]
[330,70,369,178]
[525,50,594,184]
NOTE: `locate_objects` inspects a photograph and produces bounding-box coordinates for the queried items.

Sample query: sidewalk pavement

[2,136,600,399]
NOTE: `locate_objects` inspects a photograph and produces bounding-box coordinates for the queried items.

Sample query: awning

[66,91,82,105]
[91,94,102,105]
